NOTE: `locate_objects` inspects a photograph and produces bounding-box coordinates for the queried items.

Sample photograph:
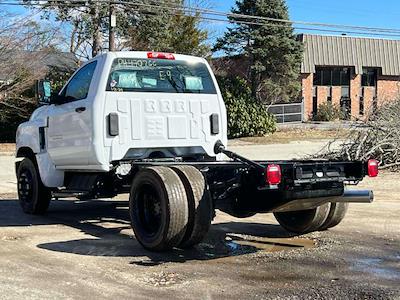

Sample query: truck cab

[17,52,227,188]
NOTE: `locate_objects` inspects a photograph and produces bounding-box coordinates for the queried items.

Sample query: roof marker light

[147,52,175,60]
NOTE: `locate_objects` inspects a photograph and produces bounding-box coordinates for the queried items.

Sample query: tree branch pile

[315,99,400,171]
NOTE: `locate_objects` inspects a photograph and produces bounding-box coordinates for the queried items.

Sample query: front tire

[129,167,189,251]
[274,203,331,234]
[17,158,51,214]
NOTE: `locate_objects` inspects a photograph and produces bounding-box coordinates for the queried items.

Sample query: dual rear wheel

[17,158,213,251]
[129,166,213,251]
[274,202,349,234]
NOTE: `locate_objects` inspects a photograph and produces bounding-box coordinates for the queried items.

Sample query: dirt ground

[0,140,399,299]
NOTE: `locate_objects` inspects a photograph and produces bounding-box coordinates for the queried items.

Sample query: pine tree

[214,0,303,103]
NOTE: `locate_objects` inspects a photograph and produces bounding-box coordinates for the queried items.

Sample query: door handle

[75,107,86,113]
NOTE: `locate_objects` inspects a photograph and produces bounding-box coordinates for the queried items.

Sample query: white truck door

[47,61,97,168]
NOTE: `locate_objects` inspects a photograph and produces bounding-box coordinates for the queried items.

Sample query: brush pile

[315,99,400,171]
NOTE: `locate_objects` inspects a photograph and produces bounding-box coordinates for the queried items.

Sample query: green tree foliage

[218,76,276,138]
[124,5,210,56]
[214,0,303,103]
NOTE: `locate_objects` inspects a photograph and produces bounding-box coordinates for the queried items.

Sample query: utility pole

[109,2,116,52]
[89,0,102,57]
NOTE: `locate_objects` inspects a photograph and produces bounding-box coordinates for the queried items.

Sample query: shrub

[313,102,343,122]
[217,76,276,138]
[0,120,22,142]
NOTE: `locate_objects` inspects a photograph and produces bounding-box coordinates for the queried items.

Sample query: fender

[16,121,43,155]
[16,120,64,188]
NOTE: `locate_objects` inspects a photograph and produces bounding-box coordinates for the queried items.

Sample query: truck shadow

[0,198,308,264]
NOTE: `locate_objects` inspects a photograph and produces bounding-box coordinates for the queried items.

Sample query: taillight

[367,159,379,177]
[266,164,281,185]
[147,52,175,60]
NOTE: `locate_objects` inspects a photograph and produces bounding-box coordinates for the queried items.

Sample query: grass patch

[231,129,349,145]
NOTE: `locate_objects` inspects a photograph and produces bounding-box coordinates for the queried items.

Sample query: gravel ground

[0,142,399,299]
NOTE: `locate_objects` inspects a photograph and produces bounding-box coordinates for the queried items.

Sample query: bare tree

[0,12,61,122]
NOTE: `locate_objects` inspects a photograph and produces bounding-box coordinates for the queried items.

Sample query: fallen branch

[313,98,400,171]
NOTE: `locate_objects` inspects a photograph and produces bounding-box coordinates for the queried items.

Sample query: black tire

[319,203,349,231]
[171,165,213,248]
[129,166,189,251]
[17,158,51,214]
[223,205,256,218]
[274,203,331,234]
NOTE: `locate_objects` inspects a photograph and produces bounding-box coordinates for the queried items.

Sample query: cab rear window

[106,58,217,94]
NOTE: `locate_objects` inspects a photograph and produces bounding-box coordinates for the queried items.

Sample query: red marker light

[266,164,282,185]
[367,159,379,177]
[147,52,175,60]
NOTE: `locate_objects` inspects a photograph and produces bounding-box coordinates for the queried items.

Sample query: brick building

[300,34,400,120]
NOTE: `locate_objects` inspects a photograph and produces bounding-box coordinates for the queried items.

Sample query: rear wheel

[17,158,51,214]
[274,203,331,234]
[319,203,349,231]
[171,165,213,248]
[129,166,189,251]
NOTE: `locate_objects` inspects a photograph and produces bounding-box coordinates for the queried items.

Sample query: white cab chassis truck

[16,52,378,251]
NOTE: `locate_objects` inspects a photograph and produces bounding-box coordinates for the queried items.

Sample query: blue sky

[214,0,400,29]
[211,0,400,38]
[4,0,400,41]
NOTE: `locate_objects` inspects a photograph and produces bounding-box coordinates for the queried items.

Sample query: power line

[122,0,400,36]
[0,1,87,7]
[129,0,400,34]
[111,1,400,38]
[127,3,400,38]
[196,16,400,38]
[2,0,400,37]
[48,0,400,34]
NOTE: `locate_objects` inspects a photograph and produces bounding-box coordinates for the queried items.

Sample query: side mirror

[36,80,52,105]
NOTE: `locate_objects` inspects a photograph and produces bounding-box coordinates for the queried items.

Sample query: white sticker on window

[142,77,157,86]
[118,72,140,88]
[185,76,203,90]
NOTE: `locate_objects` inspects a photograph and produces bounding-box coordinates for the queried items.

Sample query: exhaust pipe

[331,190,374,203]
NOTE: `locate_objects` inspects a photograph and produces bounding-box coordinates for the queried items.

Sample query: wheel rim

[135,184,162,237]
[18,170,33,203]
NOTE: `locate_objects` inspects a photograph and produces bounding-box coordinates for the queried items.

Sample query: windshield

[106,58,217,94]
